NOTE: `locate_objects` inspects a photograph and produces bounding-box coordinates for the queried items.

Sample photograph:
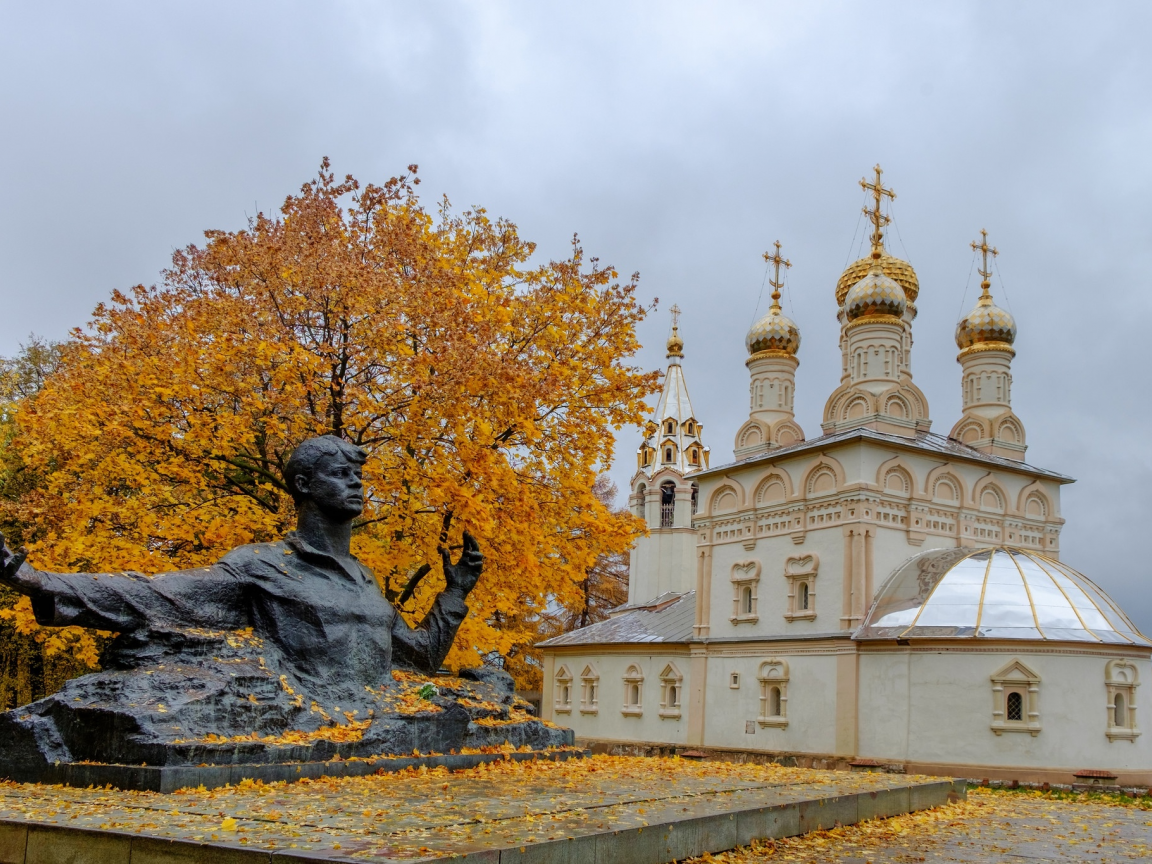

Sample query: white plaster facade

[540,187,1152,785]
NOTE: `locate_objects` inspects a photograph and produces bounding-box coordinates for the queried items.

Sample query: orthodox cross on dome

[666,304,684,358]
[971,228,999,297]
[762,240,791,310]
[860,164,896,257]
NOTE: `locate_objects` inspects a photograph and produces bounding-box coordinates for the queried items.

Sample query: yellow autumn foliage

[2,160,659,674]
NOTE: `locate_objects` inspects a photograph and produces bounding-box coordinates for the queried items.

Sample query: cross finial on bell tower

[971,228,999,299]
[860,164,896,259]
[762,240,792,310]
[666,304,684,358]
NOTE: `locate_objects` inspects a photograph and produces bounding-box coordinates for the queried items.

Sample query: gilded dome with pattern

[956,294,1016,350]
[746,306,801,355]
[836,253,919,306]
[843,263,907,322]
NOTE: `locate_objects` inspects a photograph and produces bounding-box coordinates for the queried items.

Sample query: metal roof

[538,592,696,647]
[690,427,1073,484]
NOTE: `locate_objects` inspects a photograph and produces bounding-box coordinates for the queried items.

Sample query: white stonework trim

[1105,659,1140,742]
[622,664,644,717]
[757,659,789,728]
[579,664,600,715]
[554,665,573,715]
[658,663,684,719]
[783,553,818,622]
[730,560,761,624]
[990,659,1041,736]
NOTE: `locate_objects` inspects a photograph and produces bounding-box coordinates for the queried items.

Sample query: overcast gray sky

[2,2,1151,630]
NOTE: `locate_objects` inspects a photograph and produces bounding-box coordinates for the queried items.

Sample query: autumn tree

[0,336,107,708]
[1,160,659,681]
[502,474,631,692]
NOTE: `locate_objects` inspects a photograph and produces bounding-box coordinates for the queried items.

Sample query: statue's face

[296,452,364,519]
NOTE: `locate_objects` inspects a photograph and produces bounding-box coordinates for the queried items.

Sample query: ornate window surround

[783,553,818,622]
[730,560,761,624]
[554,665,573,715]
[1105,659,1140,742]
[757,659,789,728]
[580,664,600,715]
[990,659,1040,736]
[622,664,644,717]
[659,663,683,719]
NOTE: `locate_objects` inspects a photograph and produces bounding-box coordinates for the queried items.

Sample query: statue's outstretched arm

[391,532,482,674]
[0,531,245,633]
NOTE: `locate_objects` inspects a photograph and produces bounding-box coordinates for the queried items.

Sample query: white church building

[539,168,1151,786]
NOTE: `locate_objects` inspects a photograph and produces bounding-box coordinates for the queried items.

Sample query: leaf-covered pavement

[0,755,946,860]
[688,787,1152,863]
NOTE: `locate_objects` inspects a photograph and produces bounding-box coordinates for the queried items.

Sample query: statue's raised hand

[0,531,37,593]
[441,531,483,596]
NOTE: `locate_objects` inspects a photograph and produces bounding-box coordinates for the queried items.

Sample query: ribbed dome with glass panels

[856,547,1151,645]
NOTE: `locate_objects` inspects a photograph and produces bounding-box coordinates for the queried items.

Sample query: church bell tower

[626,307,709,605]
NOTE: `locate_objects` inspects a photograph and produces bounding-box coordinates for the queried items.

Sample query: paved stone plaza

[0,755,961,862]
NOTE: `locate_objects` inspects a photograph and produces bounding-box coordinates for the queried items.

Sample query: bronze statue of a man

[0,435,482,701]
[0,436,559,777]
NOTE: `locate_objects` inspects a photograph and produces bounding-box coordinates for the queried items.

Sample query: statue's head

[284,435,367,519]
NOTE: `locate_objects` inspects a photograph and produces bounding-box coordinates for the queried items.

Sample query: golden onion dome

[956,290,1016,350]
[843,261,907,322]
[836,252,919,306]
[746,304,801,355]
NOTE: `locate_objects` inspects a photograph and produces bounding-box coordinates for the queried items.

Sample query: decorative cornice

[746,349,799,365]
[844,314,904,334]
[957,341,1016,360]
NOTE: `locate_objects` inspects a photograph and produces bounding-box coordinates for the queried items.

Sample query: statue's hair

[283,435,367,503]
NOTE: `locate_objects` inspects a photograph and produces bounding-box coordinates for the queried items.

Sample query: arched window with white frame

[622,664,644,716]
[580,664,600,715]
[757,659,789,728]
[659,663,683,719]
[1105,659,1140,742]
[554,665,573,714]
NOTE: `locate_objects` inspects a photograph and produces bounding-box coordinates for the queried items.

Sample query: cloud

[1,1,1150,629]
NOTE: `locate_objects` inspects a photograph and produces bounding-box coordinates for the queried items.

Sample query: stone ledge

[12,748,588,793]
[0,776,964,863]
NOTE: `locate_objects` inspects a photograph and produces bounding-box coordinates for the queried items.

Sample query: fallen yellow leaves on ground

[1,756,1147,861]
[688,785,1152,863]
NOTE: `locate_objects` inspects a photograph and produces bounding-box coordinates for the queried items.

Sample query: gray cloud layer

[2,2,1150,629]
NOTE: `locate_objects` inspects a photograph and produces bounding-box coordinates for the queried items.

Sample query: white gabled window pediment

[990,659,1040,736]
[554,665,573,714]
[578,664,600,715]
[658,663,683,720]
[757,659,789,728]
[622,664,644,717]
[1105,659,1140,742]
